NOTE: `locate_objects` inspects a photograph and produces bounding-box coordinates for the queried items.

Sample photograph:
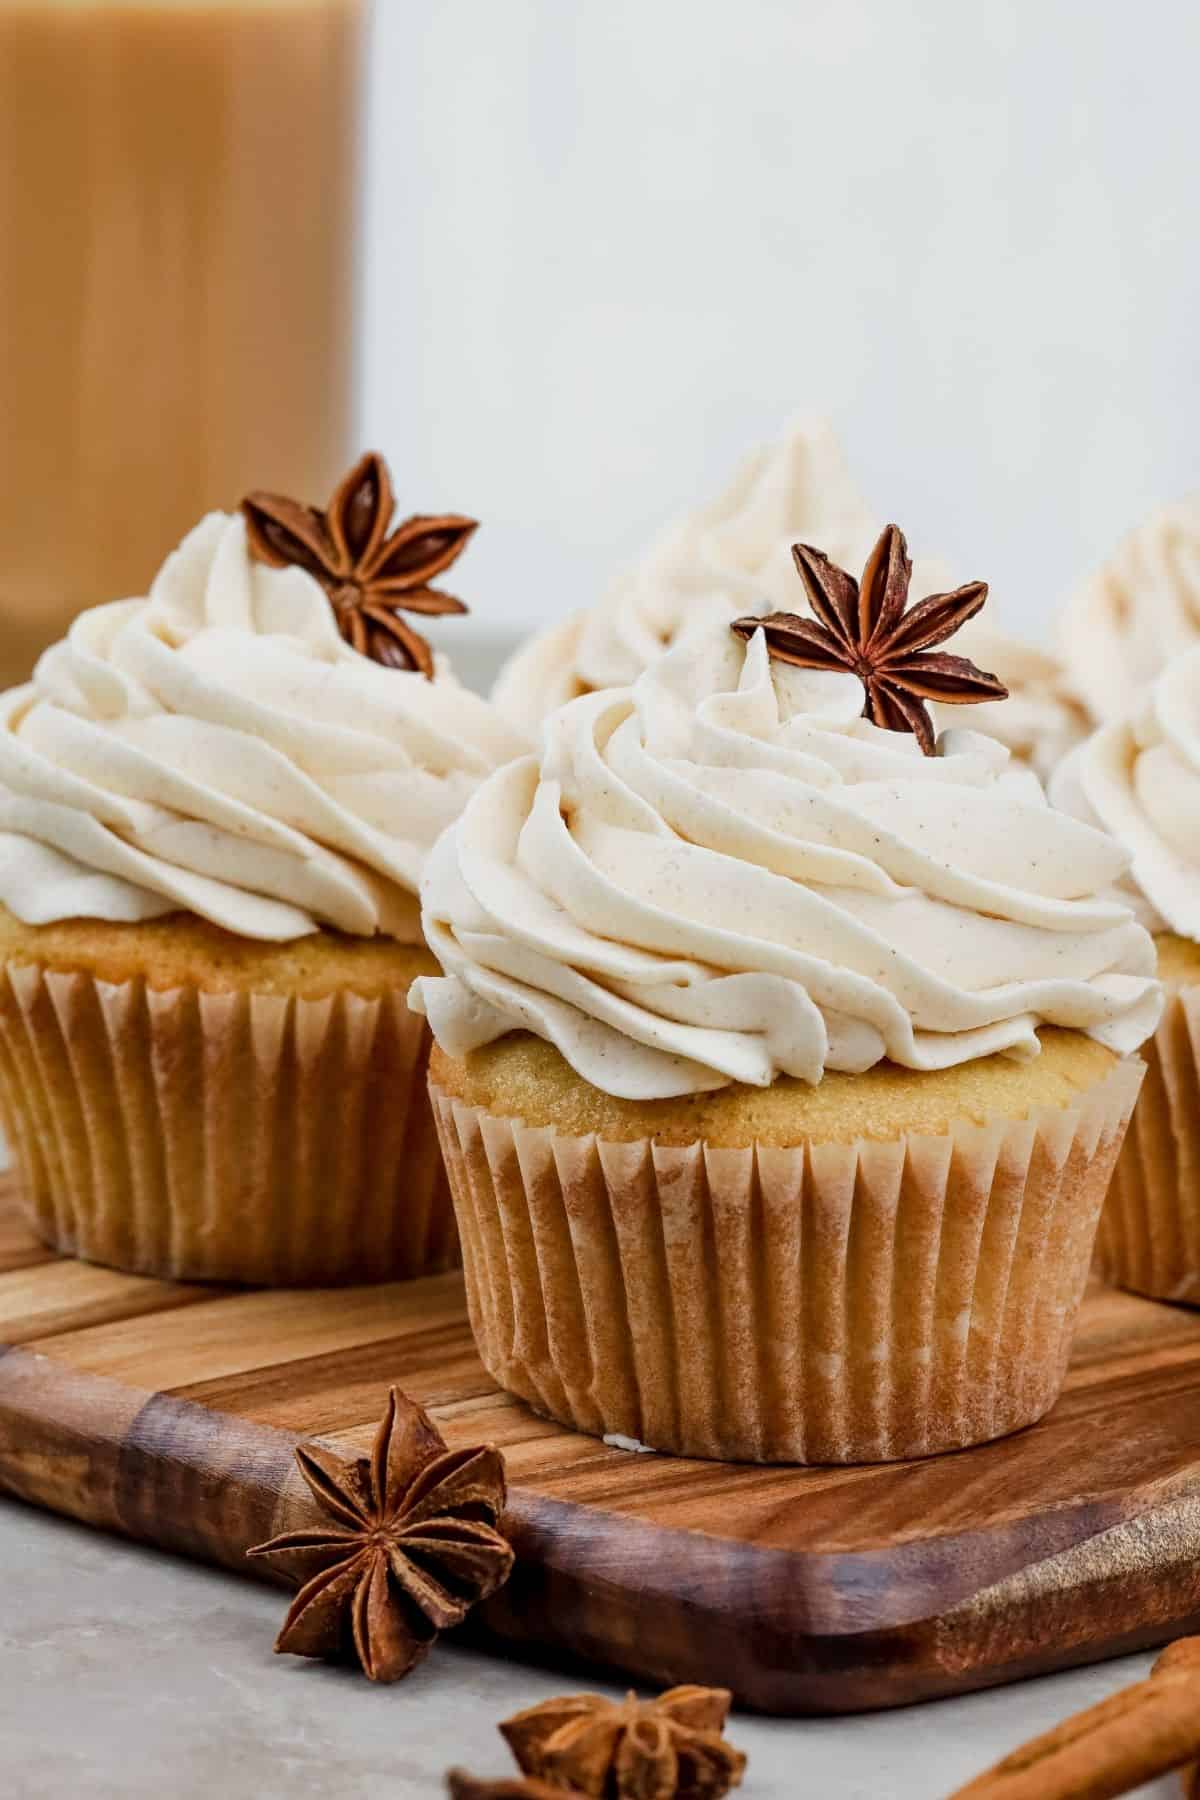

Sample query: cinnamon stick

[948,1638,1200,1800]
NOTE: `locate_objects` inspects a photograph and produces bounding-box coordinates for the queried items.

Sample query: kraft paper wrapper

[429,1058,1142,1464]
[0,961,456,1285]
[1098,981,1200,1305]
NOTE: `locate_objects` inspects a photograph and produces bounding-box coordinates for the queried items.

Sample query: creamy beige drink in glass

[0,0,364,688]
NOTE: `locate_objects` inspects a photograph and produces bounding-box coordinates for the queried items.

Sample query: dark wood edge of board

[5,1340,1200,1711]
[495,1475,1200,1711]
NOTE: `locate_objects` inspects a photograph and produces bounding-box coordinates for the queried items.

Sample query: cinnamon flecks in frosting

[0,512,529,941]
[1062,493,1200,725]
[733,525,1006,755]
[1051,644,1200,940]
[243,450,476,678]
[411,625,1161,1099]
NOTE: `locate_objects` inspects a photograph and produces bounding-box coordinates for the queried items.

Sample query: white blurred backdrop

[361,0,1199,647]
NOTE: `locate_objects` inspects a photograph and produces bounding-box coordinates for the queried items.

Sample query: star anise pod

[732,522,1007,755]
[447,1775,586,1800]
[247,1386,513,1683]
[500,1687,746,1800]
[241,450,476,676]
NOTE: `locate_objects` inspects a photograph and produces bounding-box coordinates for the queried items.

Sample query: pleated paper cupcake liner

[0,961,457,1285]
[429,1057,1143,1465]
[1096,983,1200,1305]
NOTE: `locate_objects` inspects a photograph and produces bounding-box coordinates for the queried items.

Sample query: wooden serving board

[2,1171,1200,1716]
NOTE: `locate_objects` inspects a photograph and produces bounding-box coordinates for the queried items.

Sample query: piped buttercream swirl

[1051,643,1200,940]
[0,512,529,941]
[493,418,1084,778]
[492,418,896,725]
[1061,493,1200,725]
[413,625,1160,1099]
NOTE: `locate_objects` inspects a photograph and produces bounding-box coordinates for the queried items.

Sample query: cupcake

[1062,492,1200,726]
[0,453,529,1284]
[1052,646,1200,1303]
[413,527,1160,1464]
[493,416,1087,781]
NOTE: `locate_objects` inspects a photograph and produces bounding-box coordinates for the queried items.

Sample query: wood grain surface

[2,1171,1200,1714]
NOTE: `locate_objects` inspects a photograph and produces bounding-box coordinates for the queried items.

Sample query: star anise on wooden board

[500,1687,747,1800]
[247,1387,513,1683]
[241,450,477,676]
[732,522,1007,755]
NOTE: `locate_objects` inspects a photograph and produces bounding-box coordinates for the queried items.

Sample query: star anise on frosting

[500,1687,747,1800]
[247,1387,513,1683]
[241,450,476,677]
[732,523,1007,755]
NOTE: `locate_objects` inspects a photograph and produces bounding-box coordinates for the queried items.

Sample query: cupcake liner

[429,1057,1143,1464]
[1096,983,1200,1305]
[0,961,456,1285]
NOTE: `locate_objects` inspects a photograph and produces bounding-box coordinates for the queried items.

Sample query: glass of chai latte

[0,0,365,688]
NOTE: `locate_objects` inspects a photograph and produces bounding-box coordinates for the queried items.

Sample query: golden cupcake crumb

[0,904,435,999]
[429,1027,1119,1149]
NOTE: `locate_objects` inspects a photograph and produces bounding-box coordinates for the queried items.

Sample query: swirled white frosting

[0,513,530,941]
[491,418,898,725]
[492,418,1083,778]
[413,625,1160,1099]
[1051,644,1200,940]
[1062,494,1200,725]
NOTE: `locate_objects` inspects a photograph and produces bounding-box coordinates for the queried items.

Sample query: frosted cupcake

[414,528,1160,1464]
[494,418,1086,782]
[1062,493,1200,726]
[0,453,529,1284]
[1053,646,1200,1302]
